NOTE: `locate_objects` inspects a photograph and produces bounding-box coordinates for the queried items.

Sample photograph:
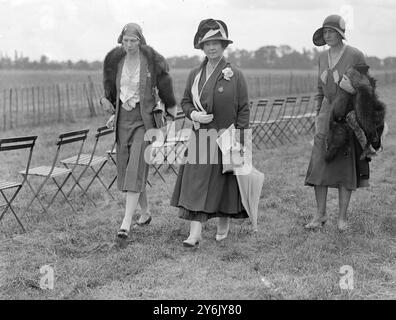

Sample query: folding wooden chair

[304,97,317,134]
[282,96,305,135]
[274,96,298,143]
[151,110,191,178]
[61,126,115,204]
[294,96,315,134]
[0,136,37,233]
[249,99,269,149]
[255,98,286,148]
[20,129,89,215]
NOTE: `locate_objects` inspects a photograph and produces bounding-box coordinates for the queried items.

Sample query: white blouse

[120,58,140,110]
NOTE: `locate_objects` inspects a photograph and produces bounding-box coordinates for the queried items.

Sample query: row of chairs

[0,127,116,233]
[1,111,191,234]
[249,95,316,148]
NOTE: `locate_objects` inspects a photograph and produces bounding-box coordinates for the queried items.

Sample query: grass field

[0,84,395,300]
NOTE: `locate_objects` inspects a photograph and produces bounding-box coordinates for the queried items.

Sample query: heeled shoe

[115,229,129,249]
[215,228,229,242]
[136,215,152,226]
[304,215,328,230]
[337,220,349,232]
[183,236,202,247]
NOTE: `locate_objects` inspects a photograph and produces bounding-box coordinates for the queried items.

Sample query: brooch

[218,87,224,93]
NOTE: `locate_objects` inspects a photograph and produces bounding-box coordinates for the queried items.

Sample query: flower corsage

[222,66,234,81]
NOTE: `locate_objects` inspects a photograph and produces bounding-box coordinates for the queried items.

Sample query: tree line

[1,46,396,70]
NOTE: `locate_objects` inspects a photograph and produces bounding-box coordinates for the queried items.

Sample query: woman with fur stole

[101,23,177,248]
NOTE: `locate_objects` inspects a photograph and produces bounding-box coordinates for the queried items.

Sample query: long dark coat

[171,57,250,218]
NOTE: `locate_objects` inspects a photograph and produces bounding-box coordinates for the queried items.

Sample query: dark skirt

[171,161,248,222]
[116,104,149,192]
[305,131,369,191]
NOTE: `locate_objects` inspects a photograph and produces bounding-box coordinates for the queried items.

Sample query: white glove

[106,115,115,129]
[339,74,356,94]
[190,110,213,124]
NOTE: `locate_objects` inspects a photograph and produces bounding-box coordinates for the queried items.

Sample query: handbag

[152,87,167,129]
[153,100,166,129]
[216,124,245,174]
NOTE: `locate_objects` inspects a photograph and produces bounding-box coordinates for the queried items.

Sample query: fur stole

[103,45,171,107]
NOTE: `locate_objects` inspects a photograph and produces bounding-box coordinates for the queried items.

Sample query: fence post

[8,89,13,129]
[15,88,19,128]
[66,83,70,121]
[79,83,83,110]
[2,89,6,130]
[83,81,95,117]
[88,76,97,117]
[42,86,46,123]
[66,83,71,111]
[32,87,36,126]
[56,84,62,123]
[36,86,40,126]
[20,87,24,127]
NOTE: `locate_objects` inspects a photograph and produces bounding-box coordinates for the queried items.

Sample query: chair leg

[273,121,292,145]
[64,164,88,197]
[166,143,183,176]
[146,179,152,188]
[63,164,97,207]
[108,175,117,190]
[87,163,115,200]
[107,154,118,189]
[25,177,50,214]
[47,174,77,214]
[0,187,26,233]
[151,164,166,183]
[255,124,271,148]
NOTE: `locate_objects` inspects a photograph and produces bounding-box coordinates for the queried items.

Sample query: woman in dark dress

[305,15,370,231]
[171,19,250,246]
[102,23,177,248]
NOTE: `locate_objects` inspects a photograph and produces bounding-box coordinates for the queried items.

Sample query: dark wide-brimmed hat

[313,14,346,46]
[117,23,147,45]
[193,19,233,49]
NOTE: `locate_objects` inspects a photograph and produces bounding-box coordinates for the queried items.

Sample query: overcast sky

[1,0,396,61]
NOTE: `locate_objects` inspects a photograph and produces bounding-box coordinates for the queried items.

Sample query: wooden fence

[0,78,105,131]
[1,71,396,131]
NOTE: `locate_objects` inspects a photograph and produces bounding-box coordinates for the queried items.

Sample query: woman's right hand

[106,115,115,129]
[100,97,115,114]
[190,110,213,124]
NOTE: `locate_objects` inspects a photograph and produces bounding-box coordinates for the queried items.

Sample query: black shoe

[115,229,129,249]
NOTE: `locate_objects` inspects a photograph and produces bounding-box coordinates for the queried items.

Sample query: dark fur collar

[103,45,168,105]
[104,45,168,76]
